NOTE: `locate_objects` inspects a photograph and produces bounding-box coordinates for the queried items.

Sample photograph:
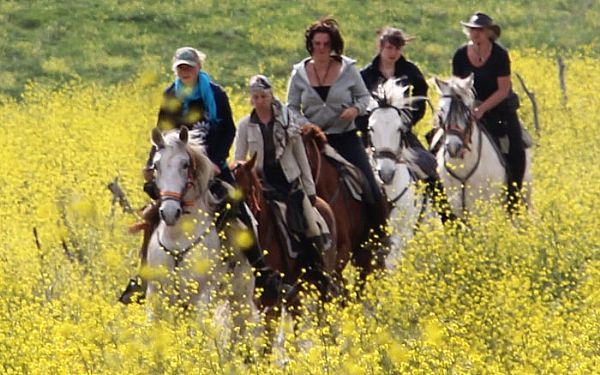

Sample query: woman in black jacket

[359,28,454,223]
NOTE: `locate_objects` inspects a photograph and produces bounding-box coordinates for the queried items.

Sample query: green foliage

[0,52,599,373]
[1,0,599,97]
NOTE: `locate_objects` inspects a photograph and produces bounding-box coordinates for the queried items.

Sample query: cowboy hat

[460,12,501,39]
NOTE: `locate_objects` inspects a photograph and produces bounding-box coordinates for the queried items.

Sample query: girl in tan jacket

[235,75,331,258]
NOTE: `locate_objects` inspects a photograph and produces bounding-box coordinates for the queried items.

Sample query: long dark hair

[304,17,344,56]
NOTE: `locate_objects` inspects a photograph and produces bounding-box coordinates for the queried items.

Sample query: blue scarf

[174,71,218,123]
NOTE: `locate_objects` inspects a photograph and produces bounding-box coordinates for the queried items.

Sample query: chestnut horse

[232,154,338,316]
[301,125,377,286]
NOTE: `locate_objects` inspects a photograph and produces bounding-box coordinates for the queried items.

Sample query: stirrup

[118,277,146,305]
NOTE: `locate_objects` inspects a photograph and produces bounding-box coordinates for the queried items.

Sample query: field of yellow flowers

[1,52,598,374]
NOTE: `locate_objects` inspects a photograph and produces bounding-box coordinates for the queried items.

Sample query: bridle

[368,104,409,164]
[154,152,198,211]
[439,94,475,154]
[439,94,483,213]
[369,104,413,205]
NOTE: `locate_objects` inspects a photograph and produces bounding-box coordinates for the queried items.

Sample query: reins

[444,120,483,214]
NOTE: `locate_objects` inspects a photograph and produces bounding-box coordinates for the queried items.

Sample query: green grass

[1,0,598,98]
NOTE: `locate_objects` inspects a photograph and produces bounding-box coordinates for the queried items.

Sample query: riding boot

[119,202,159,304]
[506,169,524,214]
[244,241,284,300]
[426,177,456,224]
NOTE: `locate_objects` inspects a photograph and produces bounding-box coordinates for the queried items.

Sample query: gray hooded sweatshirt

[287,55,371,135]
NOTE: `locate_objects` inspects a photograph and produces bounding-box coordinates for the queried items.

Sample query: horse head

[434,74,476,158]
[150,126,214,226]
[231,153,262,216]
[368,78,422,184]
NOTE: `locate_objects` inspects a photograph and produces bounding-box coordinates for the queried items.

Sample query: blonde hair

[462,26,498,41]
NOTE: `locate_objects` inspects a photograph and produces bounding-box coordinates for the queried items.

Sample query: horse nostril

[159,208,166,221]
[175,208,182,219]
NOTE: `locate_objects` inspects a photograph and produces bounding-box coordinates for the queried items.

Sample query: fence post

[515,73,540,137]
[557,56,567,105]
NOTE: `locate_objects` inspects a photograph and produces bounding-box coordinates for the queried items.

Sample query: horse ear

[433,77,449,95]
[248,152,258,169]
[151,128,165,149]
[464,73,475,88]
[179,126,189,144]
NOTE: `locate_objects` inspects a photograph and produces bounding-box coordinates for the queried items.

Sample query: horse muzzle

[159,200,182,226]
[376,158,397,184]
[445,139,464,159]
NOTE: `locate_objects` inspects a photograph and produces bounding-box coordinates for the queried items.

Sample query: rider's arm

[206,85,236,167]
[474,75,511,120]
[292,136,317,198]
[233,116,250,162]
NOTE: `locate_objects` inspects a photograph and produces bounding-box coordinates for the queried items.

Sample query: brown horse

[232,154,338,316]
[301,125,378,286]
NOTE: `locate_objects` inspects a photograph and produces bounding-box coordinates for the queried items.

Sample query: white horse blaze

[368,79,422,268]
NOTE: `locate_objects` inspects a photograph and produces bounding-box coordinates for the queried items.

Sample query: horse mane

[375,78,422,125]
[301,124,328,150]
[445,76,476,108]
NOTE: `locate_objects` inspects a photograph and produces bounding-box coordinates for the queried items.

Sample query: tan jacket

[234,102,316,197]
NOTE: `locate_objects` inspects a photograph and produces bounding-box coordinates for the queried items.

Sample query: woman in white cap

[120,48,280,303]
[452,12,526,211]
[235,74,331,261]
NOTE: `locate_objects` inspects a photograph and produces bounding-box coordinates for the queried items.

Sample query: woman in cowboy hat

[452,12,526,211]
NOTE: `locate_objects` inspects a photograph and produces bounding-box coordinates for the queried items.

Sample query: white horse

[145,127,255,328]
[367,79,424,267]
[432,75,532,218]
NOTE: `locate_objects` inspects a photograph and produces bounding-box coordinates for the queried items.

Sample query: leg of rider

[328,131,388,242]
[219,167,281,288]
[405,132,455,223]
[504,111,526,209]
[303,194,329,262]
[355,114,371,148]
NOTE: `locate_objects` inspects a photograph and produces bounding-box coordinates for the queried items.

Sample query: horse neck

[303,135,322,184]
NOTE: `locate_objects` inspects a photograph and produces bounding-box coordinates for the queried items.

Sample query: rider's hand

[339,106,359,121]
[473,107,485,121]
[142,167,154,182]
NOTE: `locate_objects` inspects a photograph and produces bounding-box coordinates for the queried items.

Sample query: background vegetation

[1,1,599,374]
[1,0,599,97]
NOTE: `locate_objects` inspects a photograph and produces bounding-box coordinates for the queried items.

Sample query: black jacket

[357,54,428,131]
[154,81,235,169]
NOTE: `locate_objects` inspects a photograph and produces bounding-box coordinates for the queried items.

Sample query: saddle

[321,144,365,202]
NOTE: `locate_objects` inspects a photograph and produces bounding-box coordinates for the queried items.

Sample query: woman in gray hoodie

[287,17,388,248]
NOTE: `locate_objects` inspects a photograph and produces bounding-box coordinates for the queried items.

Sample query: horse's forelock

[448,77,475,106]
[380,79,410,109]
